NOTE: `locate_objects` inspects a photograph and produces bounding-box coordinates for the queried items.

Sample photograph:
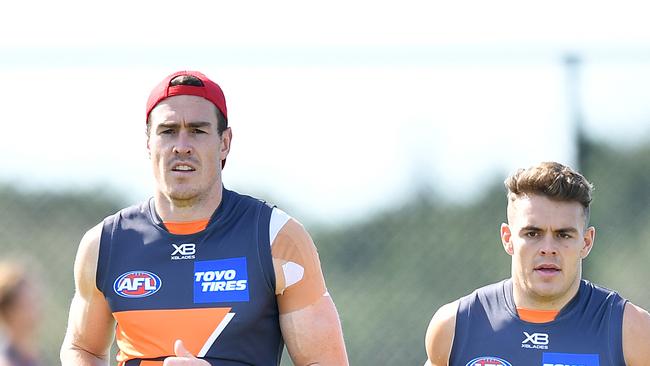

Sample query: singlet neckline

[502,278,585,325]
[516,307,560,323]
[163,219,210,235]
[148,187,232,236]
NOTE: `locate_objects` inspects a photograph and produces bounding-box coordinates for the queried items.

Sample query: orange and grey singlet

[449,279,627,366]
[96,188,283,366]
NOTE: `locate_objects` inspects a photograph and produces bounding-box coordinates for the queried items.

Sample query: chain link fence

[1,141,649,366]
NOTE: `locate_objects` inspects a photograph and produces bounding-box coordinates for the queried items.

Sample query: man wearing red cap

[60,71,349,366]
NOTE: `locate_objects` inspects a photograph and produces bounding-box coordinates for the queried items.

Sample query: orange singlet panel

[517,307,559,323]
[113,307,231,363]
[163,219,210,235]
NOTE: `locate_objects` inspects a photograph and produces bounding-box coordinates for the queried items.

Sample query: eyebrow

[519,226,579,234]
[156,121,213,129]
[555,228,580,234]
[520,226,542,232]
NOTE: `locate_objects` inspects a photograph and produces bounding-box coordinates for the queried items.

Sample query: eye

[557,232,573,239]
[160,129,175,135]
[192,128,208,134]
[525,231,539,238]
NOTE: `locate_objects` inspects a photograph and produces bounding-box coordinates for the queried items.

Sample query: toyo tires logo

[113,271,162,298]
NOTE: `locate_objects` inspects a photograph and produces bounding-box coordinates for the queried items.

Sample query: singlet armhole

[608,296,628,365]
[449,295,472,365]
[256,202,277,295]
[96,215,116,294]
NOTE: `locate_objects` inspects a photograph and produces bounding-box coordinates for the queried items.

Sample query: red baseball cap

[146,70,228,122]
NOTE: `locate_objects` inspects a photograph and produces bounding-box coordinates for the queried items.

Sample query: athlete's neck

[511,275,582,311]
[154,182,223,222]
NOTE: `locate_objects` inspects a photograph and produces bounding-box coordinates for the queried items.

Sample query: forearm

[281,296,349,366]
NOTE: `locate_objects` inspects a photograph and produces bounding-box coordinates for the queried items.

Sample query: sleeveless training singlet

[450,279,628,366]
[96,188,283,366]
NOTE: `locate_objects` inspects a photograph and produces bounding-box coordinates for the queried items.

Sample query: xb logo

[171,243,196,260]
[521,332,549,349]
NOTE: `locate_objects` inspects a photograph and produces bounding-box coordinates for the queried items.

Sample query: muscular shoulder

[425,301,458,366]
[270,210,327,313]
[74,223,103,296]
[274,217,313,252]
[623,302,650,365]
[270,210,319,280]
[272,216,321,286]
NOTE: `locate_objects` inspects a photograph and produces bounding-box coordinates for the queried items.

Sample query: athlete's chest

[451,281,626,366]
[104,221,274,313]
[452,314,620,366]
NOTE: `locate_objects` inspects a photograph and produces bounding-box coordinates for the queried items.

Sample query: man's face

[147,95,230,205]
[501,194,594,309]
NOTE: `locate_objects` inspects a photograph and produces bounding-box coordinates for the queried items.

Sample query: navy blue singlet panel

[450,279,627,366]
[96,188,283,366]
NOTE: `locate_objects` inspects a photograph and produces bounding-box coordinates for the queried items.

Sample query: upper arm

[280,295,349,366]
[271,215,327,314]
[271,214,348,365]
[61,223,116,364]
[425,301,458,366]
[622,302,650,366]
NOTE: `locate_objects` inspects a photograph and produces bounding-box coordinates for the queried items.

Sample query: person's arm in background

[60,224,115,366]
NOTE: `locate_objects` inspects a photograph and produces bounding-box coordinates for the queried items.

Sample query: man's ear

[581,226,595,259]
[501,223,514,255]
[146,137,151,157]
[220,127,232,162]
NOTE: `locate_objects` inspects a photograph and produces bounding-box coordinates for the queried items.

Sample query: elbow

[60,339,108,365]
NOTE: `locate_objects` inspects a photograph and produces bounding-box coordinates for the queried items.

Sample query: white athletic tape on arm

[281,261,305,288]
[269,208,291,246]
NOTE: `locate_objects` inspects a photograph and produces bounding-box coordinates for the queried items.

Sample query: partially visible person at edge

[0,261,42,366]
[424,161,650,366]
[60,70,349,366]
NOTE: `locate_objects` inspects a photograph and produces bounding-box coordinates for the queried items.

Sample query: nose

[539,237,558,256]
[172,131,193,156]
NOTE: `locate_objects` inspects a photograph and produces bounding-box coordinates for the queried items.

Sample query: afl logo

[113,271,162,298]
[465,356,512,366]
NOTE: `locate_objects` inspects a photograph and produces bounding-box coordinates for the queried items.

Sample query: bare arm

[424,301,458,366]
[622,302,650,366]
[268,215,348,365]
[60,223,116,366]
[280,294,349,366]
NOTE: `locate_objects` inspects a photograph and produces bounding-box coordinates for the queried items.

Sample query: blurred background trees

[1,138,648,365]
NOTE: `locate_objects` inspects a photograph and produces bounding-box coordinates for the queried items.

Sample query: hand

[162,340,211,366]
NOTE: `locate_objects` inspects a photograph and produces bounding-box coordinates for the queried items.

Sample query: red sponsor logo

[465,357,512,366]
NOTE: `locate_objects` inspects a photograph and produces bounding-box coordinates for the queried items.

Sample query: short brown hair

[505,161,593,221]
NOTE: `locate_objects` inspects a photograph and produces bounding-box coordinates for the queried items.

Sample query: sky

[2,0,650,223]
